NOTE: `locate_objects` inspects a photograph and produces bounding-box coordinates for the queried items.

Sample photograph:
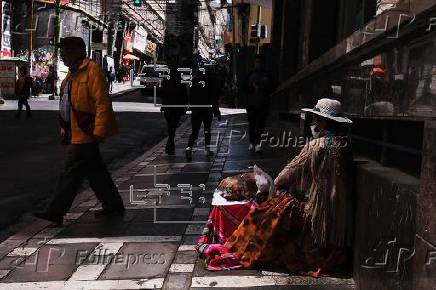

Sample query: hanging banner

[123,31,133,53]
[133,26,148,54]
[1,1,12,58]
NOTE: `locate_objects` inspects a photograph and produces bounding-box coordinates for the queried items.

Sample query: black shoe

[185,147,192,161]
[165,142,175,155]
[33,212,63,227]
[94,207,125,217]
[165,148,175,155]
[205,148,214,157]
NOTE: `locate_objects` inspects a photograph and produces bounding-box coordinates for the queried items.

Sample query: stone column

[413,120,436,290]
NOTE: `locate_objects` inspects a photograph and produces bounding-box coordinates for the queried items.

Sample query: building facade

[271,1,436,289]
[4,0,165,93]
[196,0,227,60]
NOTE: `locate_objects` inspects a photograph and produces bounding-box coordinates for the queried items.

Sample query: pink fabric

[211,203,257,244]
[196,202,256,271]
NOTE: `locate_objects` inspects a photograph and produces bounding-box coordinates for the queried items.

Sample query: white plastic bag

[253,165,275,199]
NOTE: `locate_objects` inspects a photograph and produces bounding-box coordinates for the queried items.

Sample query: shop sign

[145,41,156,56]
[133,26,148,53]
[0,61,16,95]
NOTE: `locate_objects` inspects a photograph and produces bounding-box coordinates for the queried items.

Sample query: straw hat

[302,98,352,123]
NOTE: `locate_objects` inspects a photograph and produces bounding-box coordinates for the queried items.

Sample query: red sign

[0,51,12,57]
[0,63,14,74]
[123,31,133,53]
[0,61,16,94]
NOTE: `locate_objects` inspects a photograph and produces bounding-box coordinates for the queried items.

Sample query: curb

[0,116,192,257]
[110,87,140,99]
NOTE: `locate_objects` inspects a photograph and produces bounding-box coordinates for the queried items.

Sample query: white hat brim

[302,108,353,123]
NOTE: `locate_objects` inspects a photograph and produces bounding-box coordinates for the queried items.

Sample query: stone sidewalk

[0,114,355,290]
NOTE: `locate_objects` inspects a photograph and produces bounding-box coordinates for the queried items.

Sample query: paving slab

[1,243,97,282]
[6,220,49,241]
[57,223,129,238]
[0,256,25,270]
[184,225,204,235]
[174,251,197,264]
[181,235,201,245]
[124,223,187,236]
[99,242,178,280]
[193,260,261,277]
[162,273,192,290]
[190,275,355,289]
[191,286,355,290]
[192,208,211,216]
[76,212,135,224]
[0,239,28,260]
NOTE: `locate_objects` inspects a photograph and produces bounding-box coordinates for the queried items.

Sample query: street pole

[29,0,33,71]
[256,5,261,54]
[50,0,61,100]
[232,3,237,107]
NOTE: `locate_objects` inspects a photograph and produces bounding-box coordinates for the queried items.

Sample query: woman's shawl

[276,134,353,247]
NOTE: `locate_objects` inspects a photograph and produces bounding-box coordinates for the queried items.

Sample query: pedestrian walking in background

[160,54,188,155]
[33,37,124,226]
[243,54,273,153]
[185,65,222,161]
[15,66,32,119]
[107,67,115,93]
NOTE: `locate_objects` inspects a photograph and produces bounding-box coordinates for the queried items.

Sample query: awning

[122,54,140,61]
[0,57,28,63]
[372,67,385,75]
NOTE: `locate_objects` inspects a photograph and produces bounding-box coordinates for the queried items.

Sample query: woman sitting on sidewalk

[197,98,354,277]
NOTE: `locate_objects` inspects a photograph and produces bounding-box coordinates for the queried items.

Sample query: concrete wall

[271,1,436,288]
[353,159,419,290]
[413,120,436,290]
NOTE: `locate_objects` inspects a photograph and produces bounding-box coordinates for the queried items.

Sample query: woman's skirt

[199,193,345,273]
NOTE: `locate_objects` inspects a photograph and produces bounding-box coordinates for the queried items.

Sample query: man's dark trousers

[46,142,124,217]
[16,97,31,118]
[188,110,213,148]
[246,106,267,145]
[163,108,185,148]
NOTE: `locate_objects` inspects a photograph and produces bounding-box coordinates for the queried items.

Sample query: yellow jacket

[60,58,118,144]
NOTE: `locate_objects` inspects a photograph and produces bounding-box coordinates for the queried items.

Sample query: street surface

[0,90,355,288]
[0,89,168,234]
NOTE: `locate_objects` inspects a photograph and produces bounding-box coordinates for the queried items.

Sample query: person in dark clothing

[185,65,222,161]
[244,55,273,152]
[160,55,188,155]
[33,37,124,227]
[106,67,115,93]
[15,66,32,119]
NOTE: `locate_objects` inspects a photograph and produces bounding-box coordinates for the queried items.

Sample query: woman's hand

[274,177,284,189]
[60,128,66,139]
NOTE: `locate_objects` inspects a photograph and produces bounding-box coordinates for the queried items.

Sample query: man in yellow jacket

[34,37,124,226]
